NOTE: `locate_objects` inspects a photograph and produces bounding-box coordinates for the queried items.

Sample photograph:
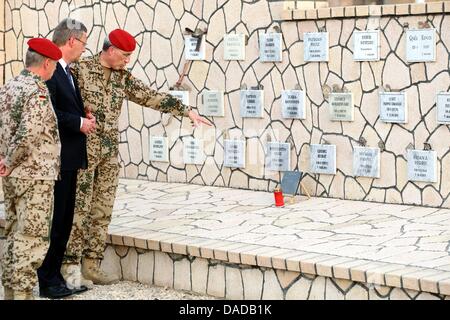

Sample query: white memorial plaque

[310,144,336,175]
[259,33,282,62]
[281,90,306,119]
[353,30,380,61]
[437,92,450,124]
[353,147,380,178]
[329,93,354,121]
[169,90,189,106]
[224,34,246,60]
[223,139,246,168]
[304,32,329,62]
[406,29,436,62]
[407,150,437,182]
[240,90,264,118]
[183,138,204,165]
[185,35,206,60]
[202,90,224,117]
[149,136,169,162]
[379,92,407,123]
[266,142,291,171]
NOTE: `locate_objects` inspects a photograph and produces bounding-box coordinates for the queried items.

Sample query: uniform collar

[21,69,46,87]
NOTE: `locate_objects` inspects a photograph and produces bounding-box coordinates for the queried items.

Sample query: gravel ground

[0,281,219,300]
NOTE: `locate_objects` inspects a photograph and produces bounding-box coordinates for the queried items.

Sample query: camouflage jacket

[0,69,61,180]
[71,53,191,159]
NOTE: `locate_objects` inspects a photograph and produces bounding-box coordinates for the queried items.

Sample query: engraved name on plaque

[281,90,306,119]
[304,32,329,62]
[259,33,282,62]
[406,29,436,62]
[353,147,380,178]
[240,90,264,118]
[169,90,189,106]
[437,92,450,124]
[353,30,380,61]
[266,142,291,171]
[310,144,336,174]
[224,34,246,61]
[185,35,206,60]
[379,92,407,123]
[149,136,169,162]
[223,139,246,168]
[407,150,437,183]
[202,90,224,117]
[183,137,204,165]
[329,92,354,121]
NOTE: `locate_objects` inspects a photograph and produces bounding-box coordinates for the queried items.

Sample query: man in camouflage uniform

[0,38,62,300]
[62,29,211,286]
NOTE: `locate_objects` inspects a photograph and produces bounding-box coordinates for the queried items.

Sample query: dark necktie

[65,64,75,91]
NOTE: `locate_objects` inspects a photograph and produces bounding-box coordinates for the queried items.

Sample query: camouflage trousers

[1,177,54,291]
[64,154,120,264]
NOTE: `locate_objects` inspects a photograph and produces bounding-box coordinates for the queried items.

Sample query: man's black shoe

[71,285,88,295]
[39,284,74,299]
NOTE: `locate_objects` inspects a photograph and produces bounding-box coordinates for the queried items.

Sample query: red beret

[27,38,62,61]
[109,29,136,52]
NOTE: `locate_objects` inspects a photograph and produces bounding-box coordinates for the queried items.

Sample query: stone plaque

[407,150,437,182]
[183,138,204,165]
[280,171,302,196]
[149,136,169,162]
[406,29,436,62]
[169,90,189,106]
[240,90,264,118]
[266,142,291,171]
[379,92,407,123]
[202,90,224,117]
[310,144,336,175]
[281,90,306,119]
[224,34,245,60]
[223,139,246,168]
[329,93,354,121]
[353,30,380,61]
[304,32,329,62]
[353,147,380,178]
[436,92,450,124]
[259,33,282,62]
[185,35,206,60]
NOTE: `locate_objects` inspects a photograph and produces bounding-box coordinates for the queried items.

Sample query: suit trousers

[37,170,78,287]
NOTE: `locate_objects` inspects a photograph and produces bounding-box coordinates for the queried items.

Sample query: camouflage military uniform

[64,53,190,264]
[0,69,61,292]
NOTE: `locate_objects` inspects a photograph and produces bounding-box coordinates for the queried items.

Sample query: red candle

[274,187,284,207]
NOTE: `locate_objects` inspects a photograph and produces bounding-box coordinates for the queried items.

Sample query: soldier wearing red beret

[0,38,62,300]
[60,29,212,286]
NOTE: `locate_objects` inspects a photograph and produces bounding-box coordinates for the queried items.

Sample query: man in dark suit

[37,18,96,299]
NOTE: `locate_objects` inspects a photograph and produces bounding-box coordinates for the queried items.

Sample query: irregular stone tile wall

[2,1,450,207]
[101,244,450,300]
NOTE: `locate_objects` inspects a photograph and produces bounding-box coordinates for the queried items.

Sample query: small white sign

[183,137,204,165]
[149,136,169,162]
[281,90,306,119]
[169,90,189,106]
[353,30,380,61]
[240,90,264,118]
[406,29,436,62]
[224,34,246,60]
[353,147,380,178]
[185,35,206,60]
[407,150,437,183]
[266,142,291,171]
[202,90,224,117]
[379,92,407,123]
[310,144,336,175]
[223,139,246,168]
[329,93,354,121]
[436,92,450,124]
[304,32,329,62]
[259,33,282,62]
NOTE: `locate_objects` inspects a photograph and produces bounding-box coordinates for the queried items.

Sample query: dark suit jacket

[46,63,88,171]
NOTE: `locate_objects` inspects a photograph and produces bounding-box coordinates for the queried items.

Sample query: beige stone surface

[174,258,192,291]
[137,251,155,285]
[154,251,174,287]
[207,264,225,297]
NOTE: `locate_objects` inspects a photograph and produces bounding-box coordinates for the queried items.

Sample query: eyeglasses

[74,37,87,47]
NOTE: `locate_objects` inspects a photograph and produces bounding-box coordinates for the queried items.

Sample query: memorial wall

[1,0,450,208]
